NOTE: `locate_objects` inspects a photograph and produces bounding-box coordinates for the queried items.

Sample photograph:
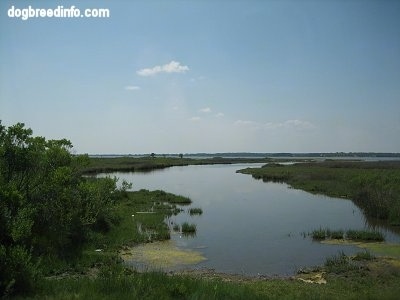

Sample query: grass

[238,160,400,225]
[311,228,327,240]
[346,229,385,242]
[181,222,197,233]
[324,251,359,274]
[189,207,203,215]
[353,250,376,261]
[35,268,264,300]
[82,156,270,174]
[311,228,385,242]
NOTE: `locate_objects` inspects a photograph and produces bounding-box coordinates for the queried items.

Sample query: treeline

[177,152,400,158]
[0,122,126,297]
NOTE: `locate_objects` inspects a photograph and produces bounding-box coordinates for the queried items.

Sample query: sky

[1,0,399,154]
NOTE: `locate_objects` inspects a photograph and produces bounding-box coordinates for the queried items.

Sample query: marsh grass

[238,161,400,224]
[311,228,384,242]
[328,229,345,239]
[324,251,360,274]
[311,228,326,240]
[181,222,197,233]
[345,229,385,241]
[353,250,375,261]
[153,190,192,205]
[188,207,203,215]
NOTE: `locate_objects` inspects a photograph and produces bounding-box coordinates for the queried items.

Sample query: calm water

[103,163,400,276]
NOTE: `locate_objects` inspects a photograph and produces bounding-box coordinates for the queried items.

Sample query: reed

[345,230,385,242]
[181,222,197,233]
[188,208,203,215]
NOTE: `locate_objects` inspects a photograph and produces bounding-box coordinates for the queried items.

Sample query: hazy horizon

[1,1,399,153]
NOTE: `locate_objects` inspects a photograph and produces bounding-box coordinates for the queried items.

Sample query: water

[102,163,400,276]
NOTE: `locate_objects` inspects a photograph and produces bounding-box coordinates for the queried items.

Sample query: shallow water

[102,163,400,276]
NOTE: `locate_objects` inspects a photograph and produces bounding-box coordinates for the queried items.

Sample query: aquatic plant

[311,228,326,240]
[327,229,344,239]
[181,222,197,233]
[188,208,203,215]
[345,230,384,242]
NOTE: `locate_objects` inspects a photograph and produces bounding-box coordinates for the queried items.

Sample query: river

[102,163,400,276]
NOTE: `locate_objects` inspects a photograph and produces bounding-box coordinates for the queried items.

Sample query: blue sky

[1,0,399,154]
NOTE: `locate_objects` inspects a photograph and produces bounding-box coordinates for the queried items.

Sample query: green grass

[328,229,345,239]
[35,268,264,300]
[311,228,327,240]
[238,161,400,224]
[311,228,384,242]
[181,222,197,233]
[353,250,375,261]
[346,229,385,242]
[189,207,203,215]
[82,156,269,174]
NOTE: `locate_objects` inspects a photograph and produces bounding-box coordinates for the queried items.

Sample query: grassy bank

[238,160,400,225]
[82,156,270,174]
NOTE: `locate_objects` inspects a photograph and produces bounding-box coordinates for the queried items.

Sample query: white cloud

[189,116,201,121]
[216,112,225,117]
[283,119,315,130]
[124,85,140,90]
[236,119,315,130]
[235,120,256,126]
[199,107,211,113]
[137,61,189,76]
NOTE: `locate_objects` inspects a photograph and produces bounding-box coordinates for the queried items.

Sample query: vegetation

[0,122,130,296]
[189,207,203,215]
[346,229,385,242]
[311,228,384,242]
[181,222,197,233]
[82,156,269,174]
[238,161,400,225]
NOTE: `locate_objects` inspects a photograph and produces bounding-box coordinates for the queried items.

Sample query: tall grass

[311,228,384,242]
[188,207,203,215]
[38,269,263,300]
[181,222,197,233]
[345,230,385,241]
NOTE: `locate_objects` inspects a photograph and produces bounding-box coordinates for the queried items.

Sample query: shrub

[0,245,41,297]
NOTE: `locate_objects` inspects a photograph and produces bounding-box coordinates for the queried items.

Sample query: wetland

[99,162,400,276]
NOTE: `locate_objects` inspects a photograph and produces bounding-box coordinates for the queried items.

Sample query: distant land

[88,152,400,158]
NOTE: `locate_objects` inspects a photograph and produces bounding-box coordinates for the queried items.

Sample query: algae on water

[120,240,206,270]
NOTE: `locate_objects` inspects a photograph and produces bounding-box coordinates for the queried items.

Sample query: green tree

[0,121,120,296]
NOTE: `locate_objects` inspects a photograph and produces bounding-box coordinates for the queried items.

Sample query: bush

[0,245,41,297]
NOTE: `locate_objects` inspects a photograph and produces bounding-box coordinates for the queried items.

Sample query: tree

[0,121,120,296]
